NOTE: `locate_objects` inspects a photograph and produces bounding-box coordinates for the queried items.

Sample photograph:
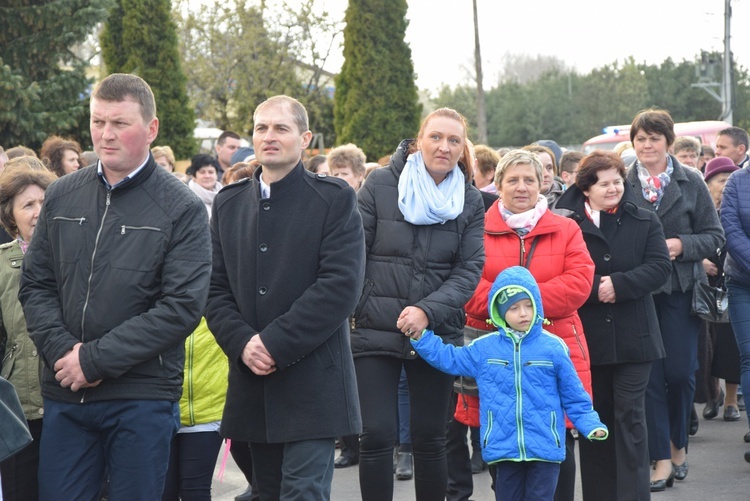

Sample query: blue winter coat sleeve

[411,329,483,378]
[554,338,608,440]
[721,171,750,272]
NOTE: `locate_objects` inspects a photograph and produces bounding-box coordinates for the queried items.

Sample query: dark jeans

[0,418,42,501]
[646,291,700,459]
[728,279,750,428]
[39,398,179,501]
[355,355,454,501]
[495,461,560,501]
[162,431,224,501]
[250,438,335,501]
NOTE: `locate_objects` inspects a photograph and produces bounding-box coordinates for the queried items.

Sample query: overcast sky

[317,0,747,94]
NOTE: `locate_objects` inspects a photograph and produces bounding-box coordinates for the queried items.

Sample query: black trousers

[579,362,652,501]
[355,355,454,501]
[446,392,474,501]
[553,430,576,501]
[162,431,223,501]
[0,418,42,501]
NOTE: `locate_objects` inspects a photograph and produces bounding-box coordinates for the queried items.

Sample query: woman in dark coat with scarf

[352,108,485,501]
[557,151,672,499]
[624,109,724,488]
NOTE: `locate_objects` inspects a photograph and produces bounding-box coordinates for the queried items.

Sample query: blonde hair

[327,143,366,177]
[494,149,543,187]
[409,107,473,183]
[152,145,176,171]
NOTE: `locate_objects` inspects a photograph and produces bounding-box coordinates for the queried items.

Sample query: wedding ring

[406,329,413,336]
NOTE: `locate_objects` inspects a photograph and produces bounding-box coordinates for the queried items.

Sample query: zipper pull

[79,217,86,225]
[106,191,111,206]
[121,225,126,235]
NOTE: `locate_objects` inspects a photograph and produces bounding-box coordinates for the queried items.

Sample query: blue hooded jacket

[412,266,607,463]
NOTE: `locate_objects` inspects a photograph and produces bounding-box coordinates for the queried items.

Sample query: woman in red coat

[464,149,594,501]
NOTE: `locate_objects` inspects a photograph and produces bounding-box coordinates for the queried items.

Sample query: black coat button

[603,254,611,261]
[259,244,268,252]
[606,315,612,322]
[262,202,270,211]
[259,287,267,295]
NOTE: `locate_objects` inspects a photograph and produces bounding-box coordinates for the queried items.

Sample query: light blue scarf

[397,151,465,225]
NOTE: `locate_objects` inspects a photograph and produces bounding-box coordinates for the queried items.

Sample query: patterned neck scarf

[498,195,548,237]
[584,200,618,228]
[636,156,673,209]
[18,237,29,254]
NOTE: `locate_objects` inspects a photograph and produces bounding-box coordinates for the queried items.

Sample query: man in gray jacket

[206,95,365,501]
[19,73,211,500]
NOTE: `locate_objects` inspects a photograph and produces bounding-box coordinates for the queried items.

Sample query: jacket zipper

[79,191,112,403]
[572,323,587,362]
[513,339,526,460]
[52,216,87,225]
[187,333,195,426]
[121,225,161,234]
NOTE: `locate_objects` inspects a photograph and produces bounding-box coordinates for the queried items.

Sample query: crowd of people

[1,72,750,501]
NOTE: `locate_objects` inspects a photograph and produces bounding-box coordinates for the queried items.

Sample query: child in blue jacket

[408,266,607,501]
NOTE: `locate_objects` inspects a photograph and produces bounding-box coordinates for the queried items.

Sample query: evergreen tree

[334,0,421,161]
[0,0,113,151]
[100,0,195,159]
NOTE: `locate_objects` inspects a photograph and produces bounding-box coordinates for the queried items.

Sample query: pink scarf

[498,195,548,236]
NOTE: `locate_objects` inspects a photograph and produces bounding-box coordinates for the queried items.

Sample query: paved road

[211,408,749,500]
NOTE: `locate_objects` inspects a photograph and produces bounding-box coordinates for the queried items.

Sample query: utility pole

[722,0,733,124]
[473,0,487,144]
[691,0,733,124]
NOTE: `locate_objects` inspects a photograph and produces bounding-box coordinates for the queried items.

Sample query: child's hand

[593,429,606,438]
[405,329,423,340]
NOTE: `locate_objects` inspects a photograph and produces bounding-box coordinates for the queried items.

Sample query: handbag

[690,262,730,323]
[0,377,33,462]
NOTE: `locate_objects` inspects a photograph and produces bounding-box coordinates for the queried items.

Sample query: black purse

[690,262,730,323]
[0,377,33,462]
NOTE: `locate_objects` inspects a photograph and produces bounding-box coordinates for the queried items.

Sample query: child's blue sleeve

[411,330,481,378]
[555,345,608,440]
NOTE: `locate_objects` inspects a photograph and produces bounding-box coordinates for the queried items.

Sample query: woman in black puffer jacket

[351,108,485,501]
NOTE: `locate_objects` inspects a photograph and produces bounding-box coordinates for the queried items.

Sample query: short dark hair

[187,153,216,177]
[629,109,675,147]
[217,131,241,146]
[575,151,626,193]
[718,126,750,150]
[92,73,156,122]
[0,165,57,237]
[559,151,584,175]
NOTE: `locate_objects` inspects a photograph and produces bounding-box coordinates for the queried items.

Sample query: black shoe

[672,461,688,481]
[745,450,750,463]
[739,392,746,412]
[235,484,259,501]
[470,450,487,474]
[725,405,741,421]
[744,430,750,443]
[703,389,725,420]
[650,466,675,492]
[334,455,358,468]
[689,405,699,436]
[395,452,413,480]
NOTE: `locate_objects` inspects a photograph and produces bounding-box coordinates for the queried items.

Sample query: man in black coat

[206,95,365,501]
